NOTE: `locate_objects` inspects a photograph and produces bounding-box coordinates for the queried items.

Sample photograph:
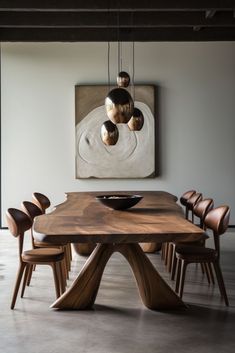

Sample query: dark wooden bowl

[96,194,143,210]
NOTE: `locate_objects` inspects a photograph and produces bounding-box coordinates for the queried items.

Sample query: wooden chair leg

[200,263,205,274]
[175,258,181,294]
[65,245,71,273]
[179,260,187,298]
[163,243,168,260]
[62,246,70,278]
[164,243,169,266]
[51,263,61,299]
[11,263,26,309]
[167,243,174,273]
[161,243,166,260]
[61,258,68,285]
[21,264,30,298]
[66,244,72,271]
[204,262,211,284]
[207,262,215,284]
[68,243,72,261]
[26,264,34,286]
[57,262,66,295]
[212,261,229,306]
[171,251,177,281]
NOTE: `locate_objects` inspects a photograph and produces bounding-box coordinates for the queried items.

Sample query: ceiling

[0,1,235,42]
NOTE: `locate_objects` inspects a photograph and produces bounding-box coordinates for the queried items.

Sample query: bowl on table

[96,194,143,210]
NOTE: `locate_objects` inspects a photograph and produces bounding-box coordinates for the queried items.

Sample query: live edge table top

[33,191,204,245]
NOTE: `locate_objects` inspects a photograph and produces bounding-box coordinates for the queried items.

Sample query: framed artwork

[75,85,156,179]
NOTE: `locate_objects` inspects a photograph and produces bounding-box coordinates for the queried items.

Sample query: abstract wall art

[75,85,156,179]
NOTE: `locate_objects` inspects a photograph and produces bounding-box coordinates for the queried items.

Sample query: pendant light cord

[107,0,111,92]
[108,41,111,92]
[117,1,122,73]
[132,11,135,102]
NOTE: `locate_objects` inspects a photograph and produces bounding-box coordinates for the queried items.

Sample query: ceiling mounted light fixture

[101,7,144,146]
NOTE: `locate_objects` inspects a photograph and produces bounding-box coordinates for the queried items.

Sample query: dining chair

[32,191,94,259]
[163,192,203,271]
[21,201,68,287]
[174,205,230,306]
[171,198,214,281]
[194,198,214,229]
[161,189,197,263]
[186,192,203,223]
[180,189,196,219]
[188,198,215,283]
[6,208,65,309]
[32,192,72,268]
[32,192,51,214]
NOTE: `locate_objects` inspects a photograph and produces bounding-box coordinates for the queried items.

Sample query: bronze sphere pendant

[105,88,134,124]
[101,120,119,146]
[117,71,130,88]
[128,107,144,131]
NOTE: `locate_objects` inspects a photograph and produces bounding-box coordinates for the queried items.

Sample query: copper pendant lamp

[101,120,119,146]
[105,87,134,124]
[101,10,144,146]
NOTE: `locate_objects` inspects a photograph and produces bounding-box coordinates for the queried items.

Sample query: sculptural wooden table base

[51,243,184,310]
[34,191,204,310]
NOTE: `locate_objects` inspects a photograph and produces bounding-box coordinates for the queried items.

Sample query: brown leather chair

[163,192,202,270]
[32,192,51,214]
[186,192,203,223]
[6,208,65,309]
[174,205,230,306]
[21,201,68,286]
[194,198,214,229]
[180,190,196,219]
[171,198,214,281]
[32,192,72,267]
[162,190,198,265]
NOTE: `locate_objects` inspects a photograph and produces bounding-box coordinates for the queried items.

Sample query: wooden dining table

[34,191,204,310]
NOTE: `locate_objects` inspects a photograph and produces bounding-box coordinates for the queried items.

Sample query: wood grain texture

[51,243,185,310]
[34,191,204,245]
[34,191,203,311]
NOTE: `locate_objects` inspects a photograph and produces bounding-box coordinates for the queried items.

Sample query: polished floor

[0,229,235,353]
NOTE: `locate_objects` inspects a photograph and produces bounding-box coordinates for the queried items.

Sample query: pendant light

[101,7,143,146]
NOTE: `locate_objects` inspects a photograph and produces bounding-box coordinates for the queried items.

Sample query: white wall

[1,42,235,225]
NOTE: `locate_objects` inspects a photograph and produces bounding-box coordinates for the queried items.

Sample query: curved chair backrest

[204,205,230,258]
[204,206,230,236]
[187,193,203,211]
[193,198,214,229]
[6,208,32,259]
[32,192,51,214]
[6,208,32,238]
[180,190,196,207]
[22,201,43,220]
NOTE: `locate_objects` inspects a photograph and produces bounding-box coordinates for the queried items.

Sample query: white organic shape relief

[75,101,155,178]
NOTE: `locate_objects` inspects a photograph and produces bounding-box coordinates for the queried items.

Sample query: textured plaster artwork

[75,85,156,179]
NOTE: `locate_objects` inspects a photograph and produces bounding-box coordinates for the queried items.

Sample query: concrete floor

[0,229,235,353]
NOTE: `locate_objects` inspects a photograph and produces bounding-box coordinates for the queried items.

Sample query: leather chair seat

[176,245,216,261]
[22,248,64,263]
[34,240,65,248]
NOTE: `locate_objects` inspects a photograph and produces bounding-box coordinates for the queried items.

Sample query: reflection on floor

[0,229,234,353]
